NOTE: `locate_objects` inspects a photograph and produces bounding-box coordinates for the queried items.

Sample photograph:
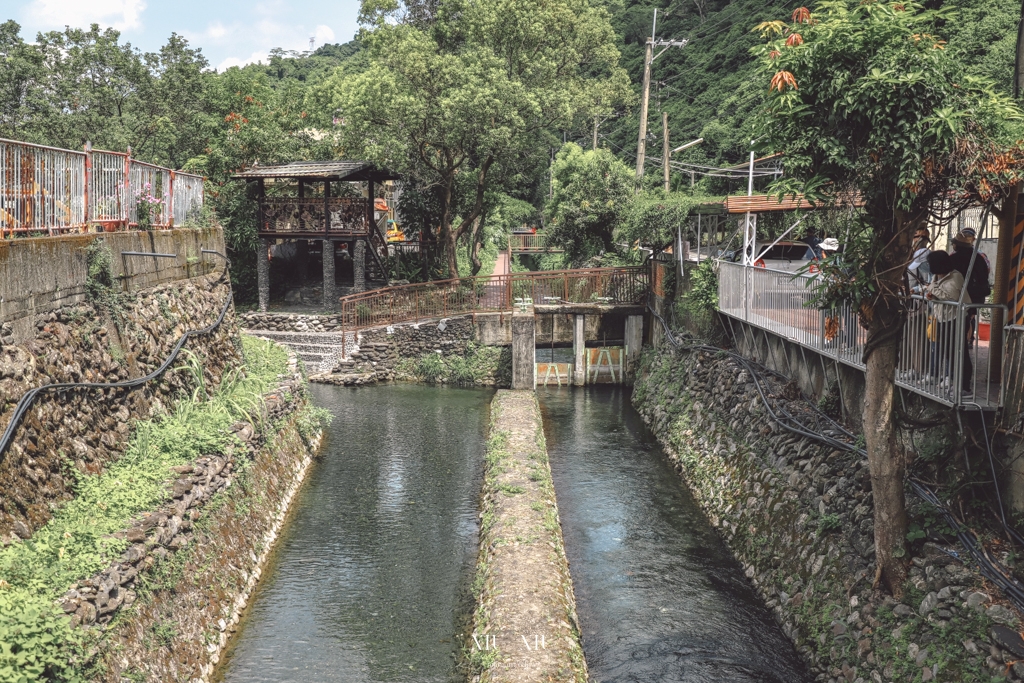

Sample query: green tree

[320,0,632,278]
[753,1,1024,594]
[546,142,634,266]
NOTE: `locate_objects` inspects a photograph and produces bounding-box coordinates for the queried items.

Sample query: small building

[232,161,399,311]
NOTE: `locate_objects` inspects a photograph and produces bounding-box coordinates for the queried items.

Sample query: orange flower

[770,71,798,91]
[786,33,804,47]
[791,7,811,23]
[769,50,781,59]
[893,3,906,10]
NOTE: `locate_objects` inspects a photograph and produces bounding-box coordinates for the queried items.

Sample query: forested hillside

[597,0,1020,187]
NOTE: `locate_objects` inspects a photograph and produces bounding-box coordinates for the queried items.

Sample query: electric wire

[647,299,1024,612]
[0,250,235,464]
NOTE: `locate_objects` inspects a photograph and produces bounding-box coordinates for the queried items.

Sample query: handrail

[0,250,233,464]
[338,266,649,339]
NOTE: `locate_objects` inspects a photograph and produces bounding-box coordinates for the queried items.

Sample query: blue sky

[8,0,363,71]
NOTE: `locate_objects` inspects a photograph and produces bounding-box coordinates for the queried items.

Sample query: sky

[6,0,364,71]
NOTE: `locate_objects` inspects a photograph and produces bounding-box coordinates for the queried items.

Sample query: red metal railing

[338,266,649,333]
[0,137,204,236]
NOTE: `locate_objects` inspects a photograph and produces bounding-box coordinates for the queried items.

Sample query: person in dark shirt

[949,228,990,349]
[801,227,823,260]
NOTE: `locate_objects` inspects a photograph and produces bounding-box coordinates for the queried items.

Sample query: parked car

[727,239,840,272]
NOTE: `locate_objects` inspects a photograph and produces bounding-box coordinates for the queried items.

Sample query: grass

[398,343,511,386]
[0,335,289,682]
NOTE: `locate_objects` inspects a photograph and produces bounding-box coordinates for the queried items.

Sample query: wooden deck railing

[338,266,649,334]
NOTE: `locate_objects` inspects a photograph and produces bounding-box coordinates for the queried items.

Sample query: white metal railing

[0,140,88,234]
[0,137,204,235]
[718,260,1003,408]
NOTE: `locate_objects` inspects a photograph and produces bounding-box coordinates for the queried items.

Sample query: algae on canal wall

[634,345,1024,683]
[468,390,586,683]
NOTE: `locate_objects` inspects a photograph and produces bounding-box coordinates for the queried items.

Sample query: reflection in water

[539,386,812,683]
[216,384,491,683]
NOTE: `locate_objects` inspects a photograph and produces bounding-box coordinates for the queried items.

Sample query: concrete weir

[469,390,586,683]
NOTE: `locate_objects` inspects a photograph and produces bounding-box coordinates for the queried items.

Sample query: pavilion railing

[718,260,1004,409]
[339,266,649,333]
[0,137,203,235]
[258,197,370,235]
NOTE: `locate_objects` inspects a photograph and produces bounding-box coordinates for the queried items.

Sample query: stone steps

[241,329,358,374]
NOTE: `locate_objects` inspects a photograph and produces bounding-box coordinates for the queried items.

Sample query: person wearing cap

[949,227,990,348]
[801,227,824,260]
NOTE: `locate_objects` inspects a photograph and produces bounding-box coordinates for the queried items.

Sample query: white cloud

[26,0,147,31]
[206,22,227,39]
[216,50,268,72]
[313,24,334,46]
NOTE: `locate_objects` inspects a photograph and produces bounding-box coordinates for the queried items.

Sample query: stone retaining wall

[634,345,1024,683]
[0,272,239,540]
[313,316,511,387]
[93,347,322,682]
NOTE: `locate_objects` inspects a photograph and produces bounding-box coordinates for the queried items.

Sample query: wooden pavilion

[232,161,399,311]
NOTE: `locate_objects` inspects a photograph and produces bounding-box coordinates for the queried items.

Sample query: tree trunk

[469,215,484,275]
[861,203,916,597]
[863,327,909,596]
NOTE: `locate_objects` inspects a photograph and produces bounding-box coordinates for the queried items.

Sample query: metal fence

[0,140,88,234]
[0,137,204,235]
[339,266,649,333]
[510,232,562,253]
[718,260,1003,408]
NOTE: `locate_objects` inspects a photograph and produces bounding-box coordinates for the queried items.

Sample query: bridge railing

[510,232,562,253]
[718,260,1004,409]
[0,137,204,235]
[339,266,649,333]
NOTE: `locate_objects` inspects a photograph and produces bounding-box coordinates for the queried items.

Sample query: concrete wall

[0,228,225,342]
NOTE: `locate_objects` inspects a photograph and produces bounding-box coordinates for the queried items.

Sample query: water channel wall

[634,345,1024,683]
[0,228,224,344]
[95,349,321,683]
[0,229,236,542]
[470,390,586,682]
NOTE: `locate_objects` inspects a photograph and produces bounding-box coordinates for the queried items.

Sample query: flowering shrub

[134,183,163,230]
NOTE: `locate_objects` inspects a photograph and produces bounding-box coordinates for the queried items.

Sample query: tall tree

[546,142,634,265]
[753,1,1024,595]
[320,0,632,277]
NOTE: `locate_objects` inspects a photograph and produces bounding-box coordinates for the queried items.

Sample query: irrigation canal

[215,384,811,682]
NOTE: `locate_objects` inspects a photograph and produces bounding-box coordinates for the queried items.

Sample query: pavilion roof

[232,160,399,182]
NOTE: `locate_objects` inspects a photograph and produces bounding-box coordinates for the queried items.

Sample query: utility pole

[635,9,687,184]
[662,112,670,192]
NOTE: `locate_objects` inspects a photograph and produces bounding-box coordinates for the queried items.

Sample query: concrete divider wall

[0,228,225,342]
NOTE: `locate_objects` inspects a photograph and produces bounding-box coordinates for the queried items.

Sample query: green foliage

[0,586,88,683]
[616,193,720,250]
[296,404,333,445]
[399,343,510,386]
[322,0,632,276]
[546,143,634,265]
[0,336,287,682]
[817,513,842,535]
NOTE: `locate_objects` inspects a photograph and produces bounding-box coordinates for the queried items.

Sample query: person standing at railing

[907,225,932,292]
[925,251,973,396]
[949,228,990,348]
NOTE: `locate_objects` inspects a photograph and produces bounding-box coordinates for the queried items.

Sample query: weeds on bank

[0,335,288,682]
[398,343,511,386]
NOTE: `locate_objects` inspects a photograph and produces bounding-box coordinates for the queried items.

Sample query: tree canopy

[319,0,633,277]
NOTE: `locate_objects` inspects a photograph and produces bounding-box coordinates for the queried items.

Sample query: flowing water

[216,384,492,683]
[217,383,811,683]
[539,386,812,683]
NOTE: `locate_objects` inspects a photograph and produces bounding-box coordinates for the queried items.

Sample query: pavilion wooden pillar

[257,179,270,312]
[323,179,335,309]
